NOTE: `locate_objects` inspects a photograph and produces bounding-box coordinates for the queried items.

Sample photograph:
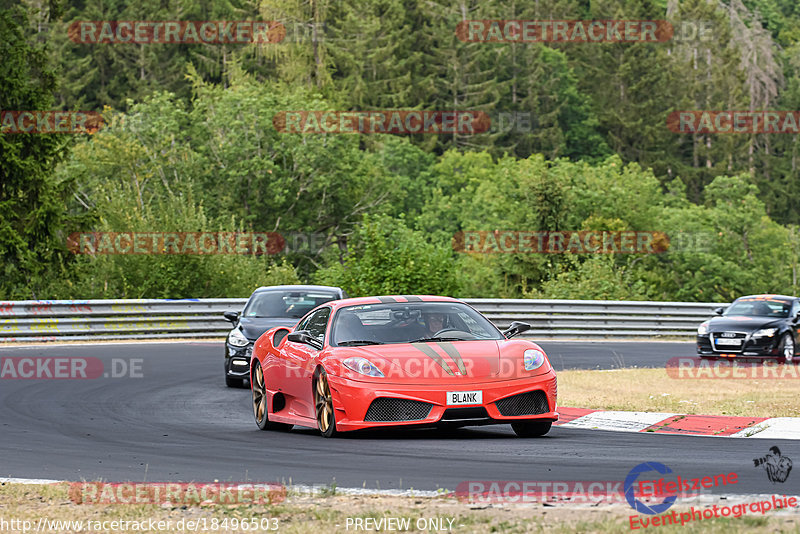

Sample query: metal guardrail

[0,297,723,342]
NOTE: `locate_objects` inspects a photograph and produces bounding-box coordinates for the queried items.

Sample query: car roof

[735,294,797,302]
[251,284,344,295]
[327,295,462,309]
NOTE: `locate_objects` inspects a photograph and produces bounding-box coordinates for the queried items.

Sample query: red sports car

[249,296,558,437]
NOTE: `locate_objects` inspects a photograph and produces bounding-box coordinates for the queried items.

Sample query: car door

[281,307,331,419]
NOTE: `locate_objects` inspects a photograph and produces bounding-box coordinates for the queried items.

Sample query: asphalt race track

[0,341,794,496]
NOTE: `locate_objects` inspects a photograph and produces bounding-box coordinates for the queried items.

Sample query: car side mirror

[223,310,240,324]
[287,330,319,347]
[503,321,532,339]
[714,307,725,316]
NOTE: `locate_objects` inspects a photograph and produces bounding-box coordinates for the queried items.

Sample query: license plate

[715,337,741,346]
[447,390,482,406]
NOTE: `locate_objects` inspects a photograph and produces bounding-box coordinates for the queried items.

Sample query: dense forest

[3,0,800,302]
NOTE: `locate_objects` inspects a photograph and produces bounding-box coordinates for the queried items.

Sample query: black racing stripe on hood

[436,342,467,375]
[376,296,398,303]
[410,343,454,375]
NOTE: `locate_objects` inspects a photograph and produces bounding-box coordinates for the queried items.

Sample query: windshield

[243,290,339,319]
[724,298,791,318]
[330,301,504,346]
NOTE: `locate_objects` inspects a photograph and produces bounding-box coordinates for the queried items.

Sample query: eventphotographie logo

[625,463,678,515]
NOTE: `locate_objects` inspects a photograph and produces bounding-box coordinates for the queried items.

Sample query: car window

[302,307,331,345]
[243,290,338,318]
[725,298,791,318]
[331,302,503,345]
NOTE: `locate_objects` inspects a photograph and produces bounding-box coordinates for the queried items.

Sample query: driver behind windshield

[423,312,447,335]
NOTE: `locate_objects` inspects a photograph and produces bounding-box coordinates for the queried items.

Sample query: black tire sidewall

[781,332,795,363]
[511,421,552,437]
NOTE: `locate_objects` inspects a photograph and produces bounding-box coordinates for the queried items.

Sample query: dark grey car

[223,285,347,387]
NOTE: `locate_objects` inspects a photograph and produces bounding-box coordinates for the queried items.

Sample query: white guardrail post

[0,297,724,342]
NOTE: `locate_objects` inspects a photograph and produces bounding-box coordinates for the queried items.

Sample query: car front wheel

[511,421,552,437]
[252,361,292,431]
[314,368,337,438]
[780,333,795,364]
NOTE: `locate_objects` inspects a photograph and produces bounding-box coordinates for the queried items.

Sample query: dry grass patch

[557,367,800,417]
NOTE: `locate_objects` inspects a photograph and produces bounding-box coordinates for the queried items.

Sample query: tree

[314,214,459,297]
[0,1,80,299]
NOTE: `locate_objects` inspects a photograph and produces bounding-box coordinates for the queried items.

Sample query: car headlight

[523,349,546,371]
[753,328,777,338]
[343,357,384,377]
[227,328,250,347]
[698,323,709,335]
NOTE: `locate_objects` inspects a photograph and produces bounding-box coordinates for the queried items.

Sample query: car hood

[238,317,298,341]
[706,316,783,332]
[329,339,548,383]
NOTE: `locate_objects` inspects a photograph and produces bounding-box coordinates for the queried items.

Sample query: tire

[314,368,337,438]
[252,361,293,431]
[226,375,245,388]
[511,421,552,437]
[780,333,795,364]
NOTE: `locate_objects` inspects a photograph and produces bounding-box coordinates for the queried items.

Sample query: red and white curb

[555,408,800,439]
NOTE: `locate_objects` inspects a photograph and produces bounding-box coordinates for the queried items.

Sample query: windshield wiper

[409,337,467,343]
[337,340,385,346]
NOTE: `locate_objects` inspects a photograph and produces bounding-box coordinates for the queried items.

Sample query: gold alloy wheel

[314,370,335,436]
[252,363,267,425]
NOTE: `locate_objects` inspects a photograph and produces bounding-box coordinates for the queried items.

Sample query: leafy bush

[314,215,459,297]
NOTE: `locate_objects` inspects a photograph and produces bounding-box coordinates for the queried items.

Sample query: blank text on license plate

[447,390,483,405]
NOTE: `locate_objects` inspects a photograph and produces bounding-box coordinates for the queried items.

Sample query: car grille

[710,332,747,353]
[364,398,433,422]
[495,390,549,416]
[441,407,489,421]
